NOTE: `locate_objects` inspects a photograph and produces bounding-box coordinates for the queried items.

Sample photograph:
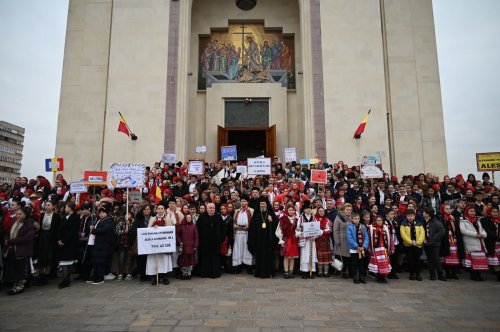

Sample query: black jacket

[425,217,446,247]
[480,217,500,255]
[57,213,80,261]
[90,216,115,265]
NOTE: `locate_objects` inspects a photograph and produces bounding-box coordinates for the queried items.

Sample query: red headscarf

[464,206,476,223]
[440,204,454,223]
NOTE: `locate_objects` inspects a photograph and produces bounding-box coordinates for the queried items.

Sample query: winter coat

[460,218,487,253]
[6,219,35,258]
[480,217,500,255]
[177,221,199,255]
[90,216,115,265]
[333,213,352,257]
[425,217,446,247]
[346,223,369,251]
[400,221,425,247]
[57,213,80,261]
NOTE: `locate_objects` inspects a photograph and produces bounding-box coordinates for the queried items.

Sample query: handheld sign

[69,181,87,194]
[236,165,247,174]
[303,222,322,238]
[195,146,207,153]
[361,155,383,179]
[310,169,327,184]
[161,153,176,164]
[188,159,205,175]
[45,158,64,172]
[283,147,297,163]
[221,145,238,161]
[108,163,146,188]
[476,152,500,171]
[247,158,271,175]
[137,226,176,255]
[84,171,107,186]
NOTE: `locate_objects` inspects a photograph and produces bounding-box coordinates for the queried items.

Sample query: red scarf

[373,224,387,248]
[235,208,251,226]
[153,216,166,227]
[314,214,328,230]
[279,214,297,237]
[357,224,365,247]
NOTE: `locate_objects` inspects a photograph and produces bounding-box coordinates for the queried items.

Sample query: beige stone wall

[187,0,302,160]
[102,0,170,169]
[320,0,391,168]
[55,0,112,181]
[384,0,448,176]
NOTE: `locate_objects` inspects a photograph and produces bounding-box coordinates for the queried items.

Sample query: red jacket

[2,210,17,233]
[176,221,199,255]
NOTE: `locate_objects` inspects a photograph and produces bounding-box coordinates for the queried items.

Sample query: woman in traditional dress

[56,202,80,288]
[460,206,488,281]
[36,200,61,286]
[440,204,461,280]
[275,205,299,279]
[314,207,332,277]
[368,216,393,283]
[480,206,500,281]
[146,202,174,285]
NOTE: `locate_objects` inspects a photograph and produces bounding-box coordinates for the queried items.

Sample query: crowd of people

[0,159,499,296]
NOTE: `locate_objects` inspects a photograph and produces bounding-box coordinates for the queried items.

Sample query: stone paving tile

[0,273,499,331]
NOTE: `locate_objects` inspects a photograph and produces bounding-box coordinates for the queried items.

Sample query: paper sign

[129,191,143,203]
[283,147,297,163]
[302,221,322,238]
[108,163,146,188]
[361,155,381,166]
[476,152,500,171]
[361,165,384,179]
[236,165,248,174]
[188,159,205,175]
[196,146,207,153]
[221,146,238,161]
[300,159,310,165]
[309,158,321,165]
[137,226,176,255]
[84,171,107,186]
[310,169,328,184]
[69,181,87,194]
[161,153,176,164]
[247,158,271,175]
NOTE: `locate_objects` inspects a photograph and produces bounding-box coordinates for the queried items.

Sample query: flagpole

[118,112,134,136]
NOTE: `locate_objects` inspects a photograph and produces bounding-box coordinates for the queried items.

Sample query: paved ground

[0,272,499,332]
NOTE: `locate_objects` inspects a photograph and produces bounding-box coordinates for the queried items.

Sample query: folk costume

[440,205,460,279]
[460,207,488,281]
[232,202,254,271]
[480,209,500,281]
[165,207,184,270]
[275,209,299,278]
[314,212,333,276]
[220,208,234,273]
[297,202,318,278]
[176,218,199,279]
[146,214,174,285]
[368,222,392,283]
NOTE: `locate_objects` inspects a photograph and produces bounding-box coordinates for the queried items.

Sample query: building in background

[56,0,448,181]
[0,121,24,184]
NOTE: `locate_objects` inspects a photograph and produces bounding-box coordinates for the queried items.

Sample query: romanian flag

[118,113,131,137]
[155,185,162,204]
[353,109,371,139]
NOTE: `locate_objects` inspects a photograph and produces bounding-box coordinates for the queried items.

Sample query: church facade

[56,0,448,181]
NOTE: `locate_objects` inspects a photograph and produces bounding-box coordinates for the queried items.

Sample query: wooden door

[266,125,276,158]
[217,125,228,160]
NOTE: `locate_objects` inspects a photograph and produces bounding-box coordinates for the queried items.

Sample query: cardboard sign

[476,152,500,171]
[161,153,176,164]
[108,163,146,188]
[45,158,64,172]
[188,159,205,175]
[84,171,108,186]
[247,158,271,175]
[69,181,87,194]
[302,221,322,238]
[236,165,248,174]
[283,147,297,163]
[137,226,176,255]
[310,169,327,184]
[221,145,238,161]
[361,155,383,179]
[129,191,143,203]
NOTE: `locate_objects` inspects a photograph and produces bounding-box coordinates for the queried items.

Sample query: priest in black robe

[248,197,279,278]
[196,203,223,278]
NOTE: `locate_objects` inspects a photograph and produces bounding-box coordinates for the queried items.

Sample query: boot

[359,275,367,284]
[429,270,436,281]
[496,271,500,282]
[409,273,416,280]
[353,270,360,284]
[302,272,308,279]
[283,271,289,279]
[416,273,422,281]
[451,268,459,280]
[58,278,70,289]
[162,274,170,285]
[445,268,451,279]
[35,274,48,286]
[437,271,447,281]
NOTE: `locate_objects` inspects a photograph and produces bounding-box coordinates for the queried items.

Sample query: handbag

[331,256,343,271]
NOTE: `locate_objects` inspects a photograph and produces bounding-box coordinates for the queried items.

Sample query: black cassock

[248,208,279,278]
[196,213,223,278]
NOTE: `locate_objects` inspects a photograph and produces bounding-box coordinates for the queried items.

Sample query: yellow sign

[476,152,500,171]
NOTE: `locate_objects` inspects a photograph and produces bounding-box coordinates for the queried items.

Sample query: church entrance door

[217,125,276,161]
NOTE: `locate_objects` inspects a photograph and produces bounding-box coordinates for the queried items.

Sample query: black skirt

[3,251,28,282]
[38,230,54,268]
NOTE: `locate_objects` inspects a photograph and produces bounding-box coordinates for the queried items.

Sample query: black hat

[97,205,110,214]
[251,187,260,193]
[240,194,250,202]
[291,161,297,167]
[346,172,356,180]
[483,172,490,179]
[258,196,268,204]
[157,201,168,209]
[302,200,311,210]
[82,203,92,211]
[175,161,183,168]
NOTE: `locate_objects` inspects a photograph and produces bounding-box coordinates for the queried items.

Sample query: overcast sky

[0,0,499,181]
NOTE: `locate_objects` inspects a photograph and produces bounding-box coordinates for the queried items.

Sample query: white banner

[283,147,297,163]
[302,221,322,238]
[108,163,146,188]
[161,153,176,164]
[361,165,384,179]
[195,146,207,153]
[137,226,176,255]
[247,158,271,175]
[69,181,87,194]
[236,165,247,174]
